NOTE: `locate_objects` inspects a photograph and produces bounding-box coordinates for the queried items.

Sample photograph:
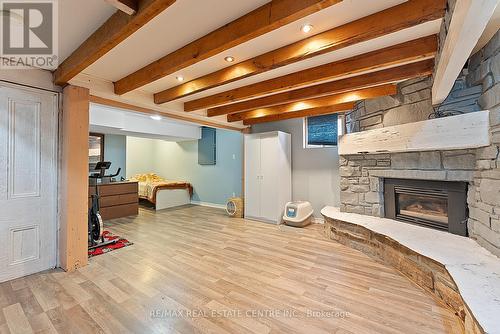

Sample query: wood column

[59,85,90,271]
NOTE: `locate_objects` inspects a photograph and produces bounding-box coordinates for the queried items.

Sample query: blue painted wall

[127,128,243,206]
[104,134,126,180]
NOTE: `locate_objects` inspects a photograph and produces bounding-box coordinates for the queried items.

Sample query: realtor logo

[1,0,58,69]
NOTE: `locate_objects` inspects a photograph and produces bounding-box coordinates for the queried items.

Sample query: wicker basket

[226,197,244,218]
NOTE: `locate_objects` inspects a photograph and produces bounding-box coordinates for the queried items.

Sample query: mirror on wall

[89,133,104,172]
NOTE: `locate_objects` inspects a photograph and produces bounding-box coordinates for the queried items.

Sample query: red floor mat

[88,231,133,258]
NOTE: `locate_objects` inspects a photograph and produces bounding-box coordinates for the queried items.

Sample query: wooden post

[59,85,90,271]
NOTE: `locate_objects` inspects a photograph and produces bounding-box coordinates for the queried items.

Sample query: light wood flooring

[0,205,463,334]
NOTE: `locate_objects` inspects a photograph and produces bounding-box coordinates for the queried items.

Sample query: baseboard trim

[313,217,325,224]
[190,201,226,210]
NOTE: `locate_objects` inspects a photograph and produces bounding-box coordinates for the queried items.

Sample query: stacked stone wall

[466,31,500,256]
[340,30,500,256]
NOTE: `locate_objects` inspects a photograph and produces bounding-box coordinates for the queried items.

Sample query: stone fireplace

[339,133,500,254]
[339,149,477,226]
[338,30,500,257]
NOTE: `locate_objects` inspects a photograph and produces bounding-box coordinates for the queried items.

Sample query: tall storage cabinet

[244,131,291,223]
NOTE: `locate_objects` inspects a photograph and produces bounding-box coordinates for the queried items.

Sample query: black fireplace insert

[384,178,468,236]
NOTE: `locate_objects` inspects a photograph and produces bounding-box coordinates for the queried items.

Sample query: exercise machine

[89,161,122,185]
[88,161,121,250]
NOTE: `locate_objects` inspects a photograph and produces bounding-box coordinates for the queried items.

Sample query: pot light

[224,56,235,63]
[150,115,162,121]
[301,23,313,33]
[176,75,184,82]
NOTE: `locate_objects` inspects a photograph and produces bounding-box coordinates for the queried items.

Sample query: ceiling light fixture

[176,75,184,82]
[150,115,162,121]
[224,56,235,63]
[301,23,313,33]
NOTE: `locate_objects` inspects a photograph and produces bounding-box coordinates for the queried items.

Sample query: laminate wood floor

[0,205,463,334]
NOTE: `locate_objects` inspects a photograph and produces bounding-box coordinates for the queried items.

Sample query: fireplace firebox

[384,179,468,236]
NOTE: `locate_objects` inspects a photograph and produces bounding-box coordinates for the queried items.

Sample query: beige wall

[126,136,156,177]
[126,129,243,206]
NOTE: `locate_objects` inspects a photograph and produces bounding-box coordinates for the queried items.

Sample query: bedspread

[130,174,193,204]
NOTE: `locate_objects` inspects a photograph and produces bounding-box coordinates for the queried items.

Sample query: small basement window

[304,114,342,148]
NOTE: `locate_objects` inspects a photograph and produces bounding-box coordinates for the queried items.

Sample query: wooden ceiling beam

[113,0,343,95]
[230,84,397,123]
[54,0,176,86]
[243,103,355,125]
[156,0,446,105]
[193,35,437,114]
[105,0,138,15]
[207,53,435,117]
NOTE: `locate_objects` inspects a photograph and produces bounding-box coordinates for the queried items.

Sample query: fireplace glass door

[396,191,448,229]
[384,179,468,236]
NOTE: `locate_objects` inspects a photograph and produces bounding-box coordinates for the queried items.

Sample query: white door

[0,83,58,283]
[260,134,279,222]
[244,135,261,218]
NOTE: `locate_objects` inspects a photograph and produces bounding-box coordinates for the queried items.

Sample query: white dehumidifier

[283,201,314,227]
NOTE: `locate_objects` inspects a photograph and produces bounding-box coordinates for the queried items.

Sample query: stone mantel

[368,168,474,182]
[339,110,490,155]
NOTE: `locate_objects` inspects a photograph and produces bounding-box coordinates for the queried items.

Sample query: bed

[129,173,193,210]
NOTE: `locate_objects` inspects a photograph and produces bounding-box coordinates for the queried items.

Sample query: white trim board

[432,0,500,104]
[313,217,325,224]
[190,201,227,210]
[338,111,490,155]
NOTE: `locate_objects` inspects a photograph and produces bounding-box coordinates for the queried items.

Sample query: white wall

[126,137,156,177]
[90,103,201,141]
[126,129,243,206]
[0,68,61,92]
[252,118,340,218]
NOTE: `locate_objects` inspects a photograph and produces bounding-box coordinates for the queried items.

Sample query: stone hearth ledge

[321,206,500,334]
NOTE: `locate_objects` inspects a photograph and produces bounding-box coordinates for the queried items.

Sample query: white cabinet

[244,131,291,223]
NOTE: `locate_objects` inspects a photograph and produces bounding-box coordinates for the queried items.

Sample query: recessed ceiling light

[150,115,162,121]
[301,23,313,33]
[224,56,235,63]
[176,75,184,82]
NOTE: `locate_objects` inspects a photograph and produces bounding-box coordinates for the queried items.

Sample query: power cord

[428,105,465,119]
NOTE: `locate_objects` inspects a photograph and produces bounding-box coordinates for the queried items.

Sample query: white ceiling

[62,0,498,129]
[83,0,405,88]
[58,0,116,62]
[85,0,270,81]
[176,21,441,104]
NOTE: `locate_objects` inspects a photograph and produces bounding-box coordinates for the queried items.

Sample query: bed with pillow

[129,173,193,210]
